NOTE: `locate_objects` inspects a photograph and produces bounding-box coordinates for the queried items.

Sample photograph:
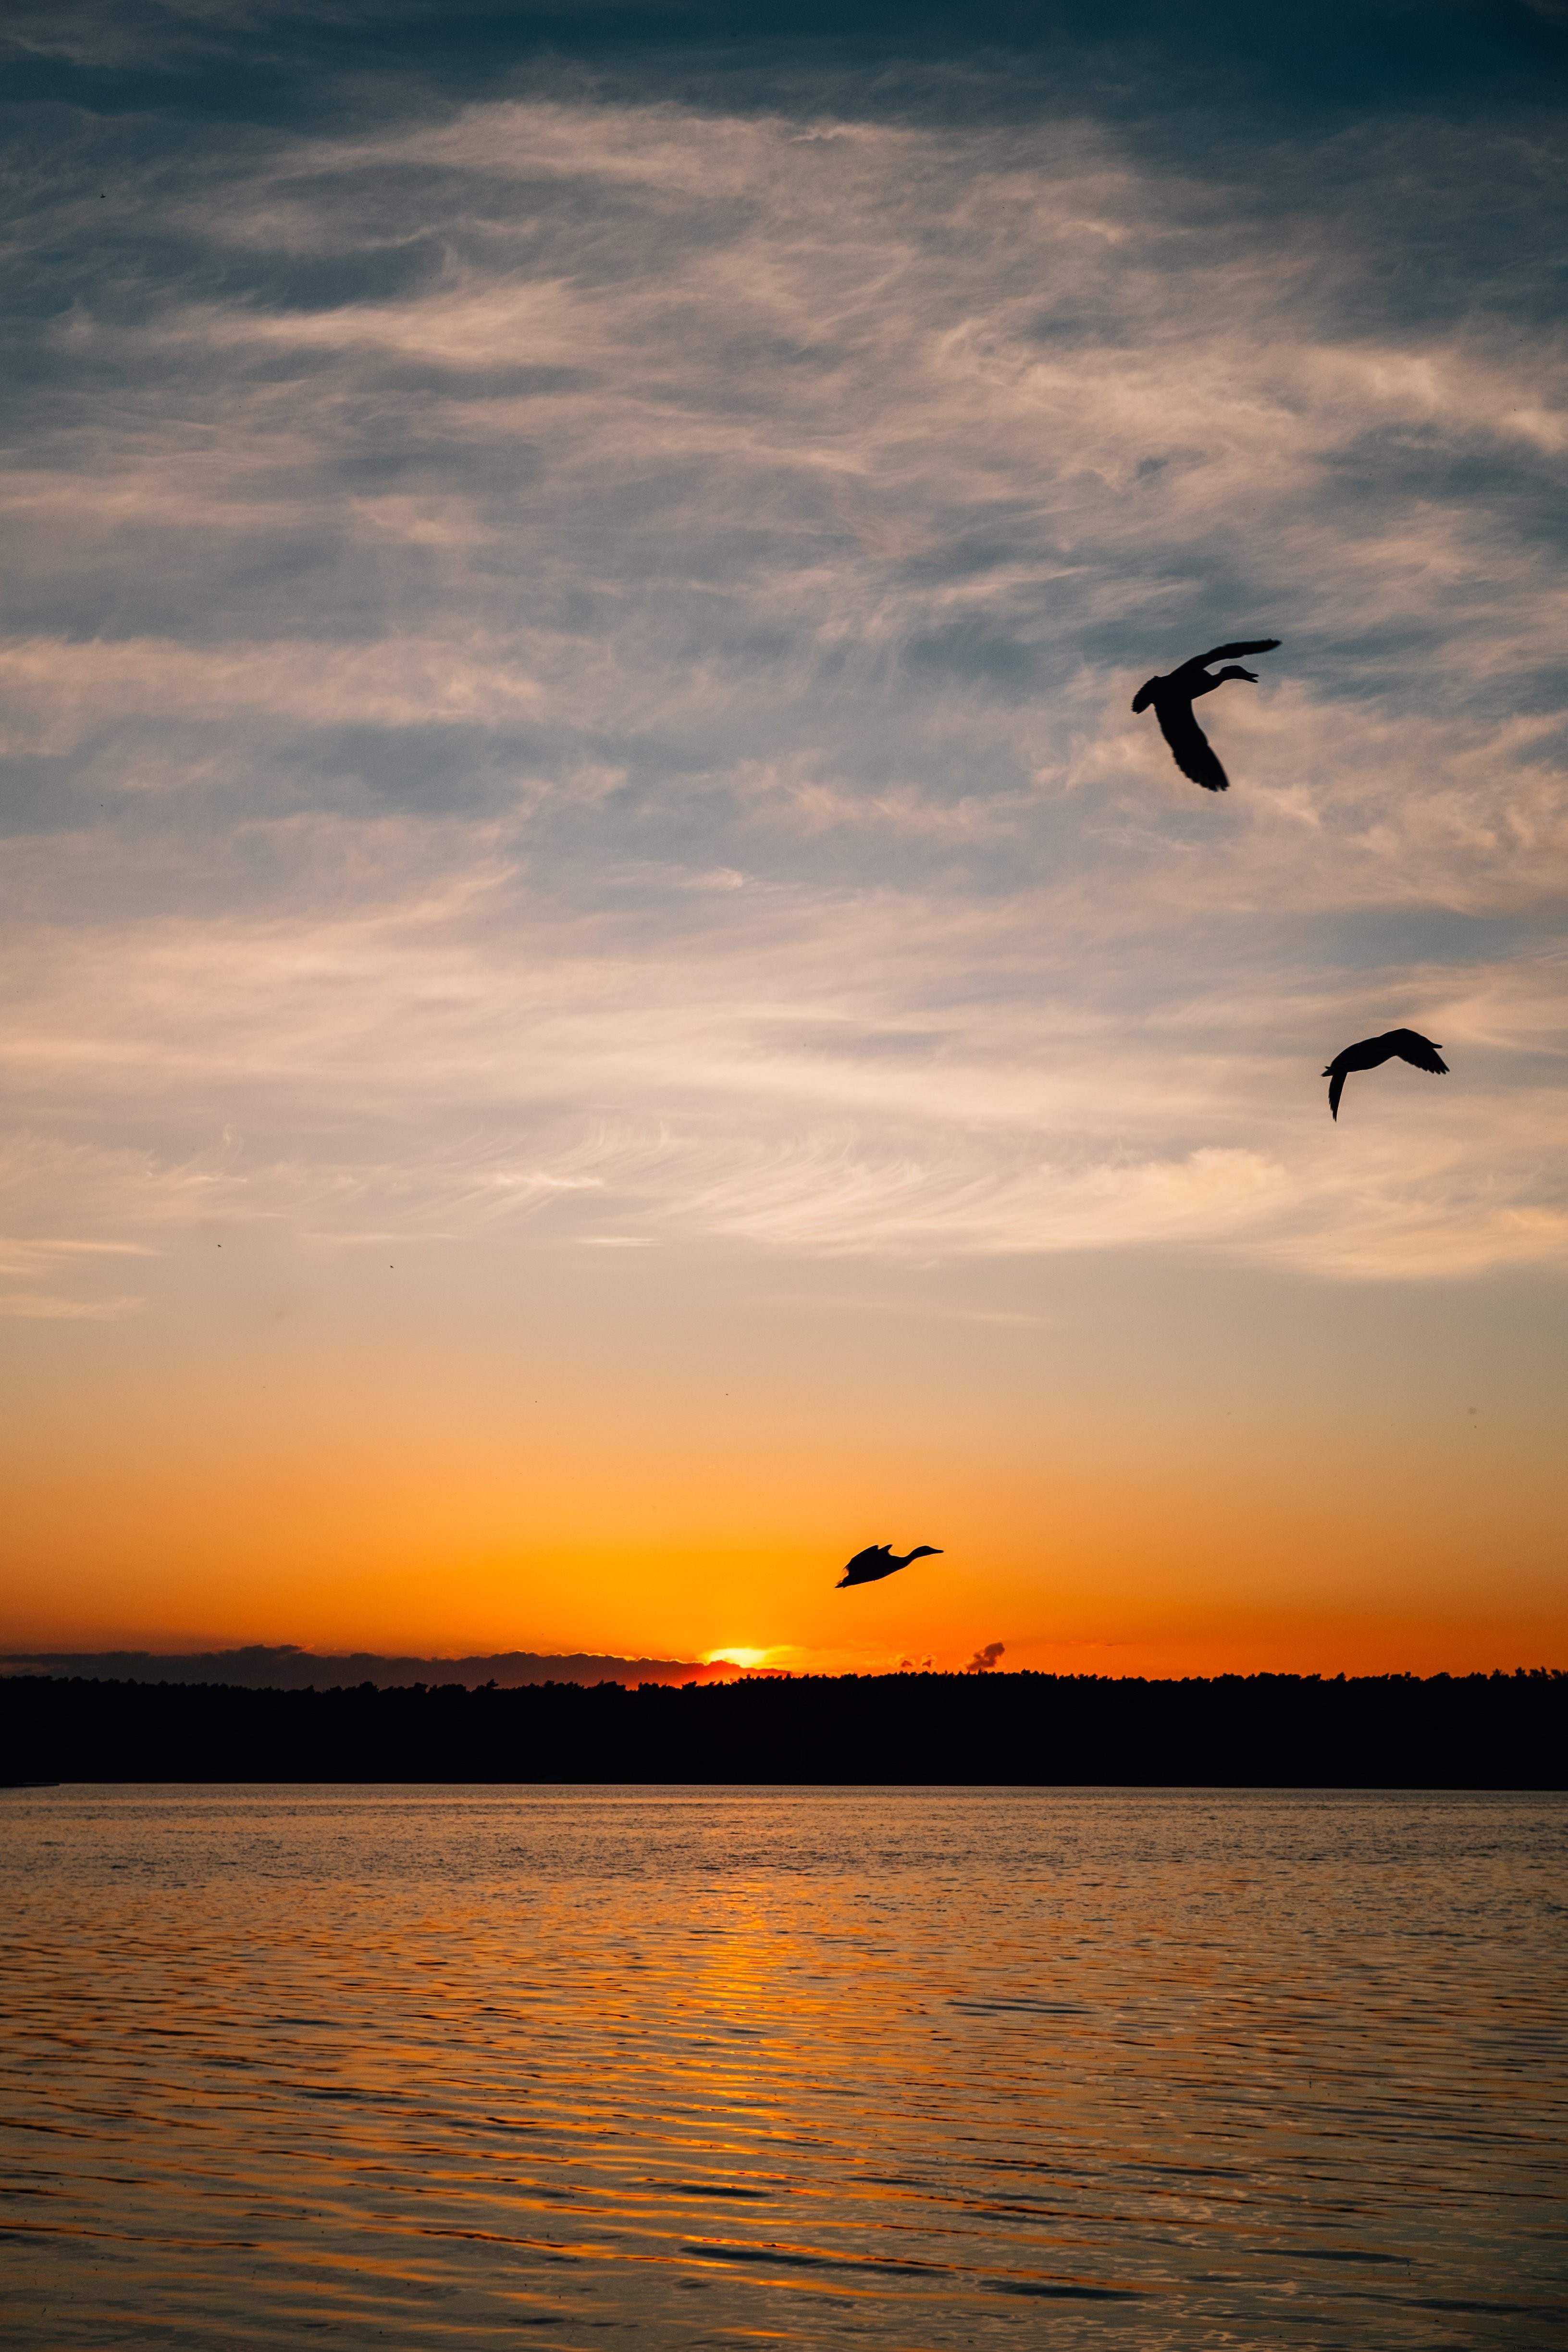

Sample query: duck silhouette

[1323,1028,1449,1121]
[836,1543,942,1589]
[1132,638,1281,792]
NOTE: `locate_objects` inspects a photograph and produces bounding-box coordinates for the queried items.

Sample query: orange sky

[3,1229,1561,1676]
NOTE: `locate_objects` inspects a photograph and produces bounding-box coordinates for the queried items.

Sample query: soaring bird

[1132,638,1281,792]
[836,1543,942,1590]
[1323,1029,1449,1121]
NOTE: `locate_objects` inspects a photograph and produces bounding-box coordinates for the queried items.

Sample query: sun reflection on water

[2,1786,1564,2348]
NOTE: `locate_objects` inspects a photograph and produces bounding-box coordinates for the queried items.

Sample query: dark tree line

[2,1668,1562,1786]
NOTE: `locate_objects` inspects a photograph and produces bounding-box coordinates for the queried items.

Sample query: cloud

[0,76,1564,1307]
[0,636,543,751]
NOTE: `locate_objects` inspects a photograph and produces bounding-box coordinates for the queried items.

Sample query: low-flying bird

[1322,1028,1449,1121]
[1132,638,1281,792]
[836,1543,942,1590]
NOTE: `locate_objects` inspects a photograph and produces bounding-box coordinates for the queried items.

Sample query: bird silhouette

[1132,638,1281,792]
[836,1543,942,1589]
[1323,1029,1449,1121]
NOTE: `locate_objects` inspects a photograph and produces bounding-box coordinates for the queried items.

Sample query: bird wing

[1157,700,1229,791]
[1189,638,1281,666]
[1327,1068,1345,1121]
[1391,1031,1449,1075]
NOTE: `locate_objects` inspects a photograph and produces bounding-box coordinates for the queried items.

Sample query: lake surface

[3,1786,1564,2348]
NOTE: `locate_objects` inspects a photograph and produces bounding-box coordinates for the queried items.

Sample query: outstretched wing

[1391,1031,1449,1075]
[1189,638,1281,666]
[1158,701,1229,791]
[837,1544,889,1587]
[1327,1067,1346,1121]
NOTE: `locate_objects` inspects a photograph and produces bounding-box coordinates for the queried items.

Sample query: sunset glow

[2,2,1564,1684]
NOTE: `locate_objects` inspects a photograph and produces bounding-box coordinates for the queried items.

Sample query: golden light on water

[9,1785,1564,2343]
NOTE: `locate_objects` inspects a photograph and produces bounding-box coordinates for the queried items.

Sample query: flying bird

[836,1543,942,1589]
[1322,1029,1449,1121]
[1132,638,1281,792]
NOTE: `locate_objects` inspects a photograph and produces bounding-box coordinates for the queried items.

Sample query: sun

[703,1647,771,1670]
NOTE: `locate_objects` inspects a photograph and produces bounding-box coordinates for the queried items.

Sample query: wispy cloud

[2,78,1565,1309]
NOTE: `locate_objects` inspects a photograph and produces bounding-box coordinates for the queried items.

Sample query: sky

[2,0,1565,1678]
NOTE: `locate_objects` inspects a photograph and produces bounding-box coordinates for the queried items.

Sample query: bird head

[1215,664,1259,683]
[907,1545,943,1561]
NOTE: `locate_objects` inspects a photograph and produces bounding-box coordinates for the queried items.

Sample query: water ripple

[2,1785,1564,2347]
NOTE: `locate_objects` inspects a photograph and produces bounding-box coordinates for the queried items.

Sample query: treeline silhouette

[3,1668,1563,1786]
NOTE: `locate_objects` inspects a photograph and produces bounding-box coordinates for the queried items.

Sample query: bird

[1131,639,1281,791]
[1322,1029,1449,1121]
[836,1543,942,1589]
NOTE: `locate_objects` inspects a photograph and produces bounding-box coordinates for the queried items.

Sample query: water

[3,1786,1564,2349]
